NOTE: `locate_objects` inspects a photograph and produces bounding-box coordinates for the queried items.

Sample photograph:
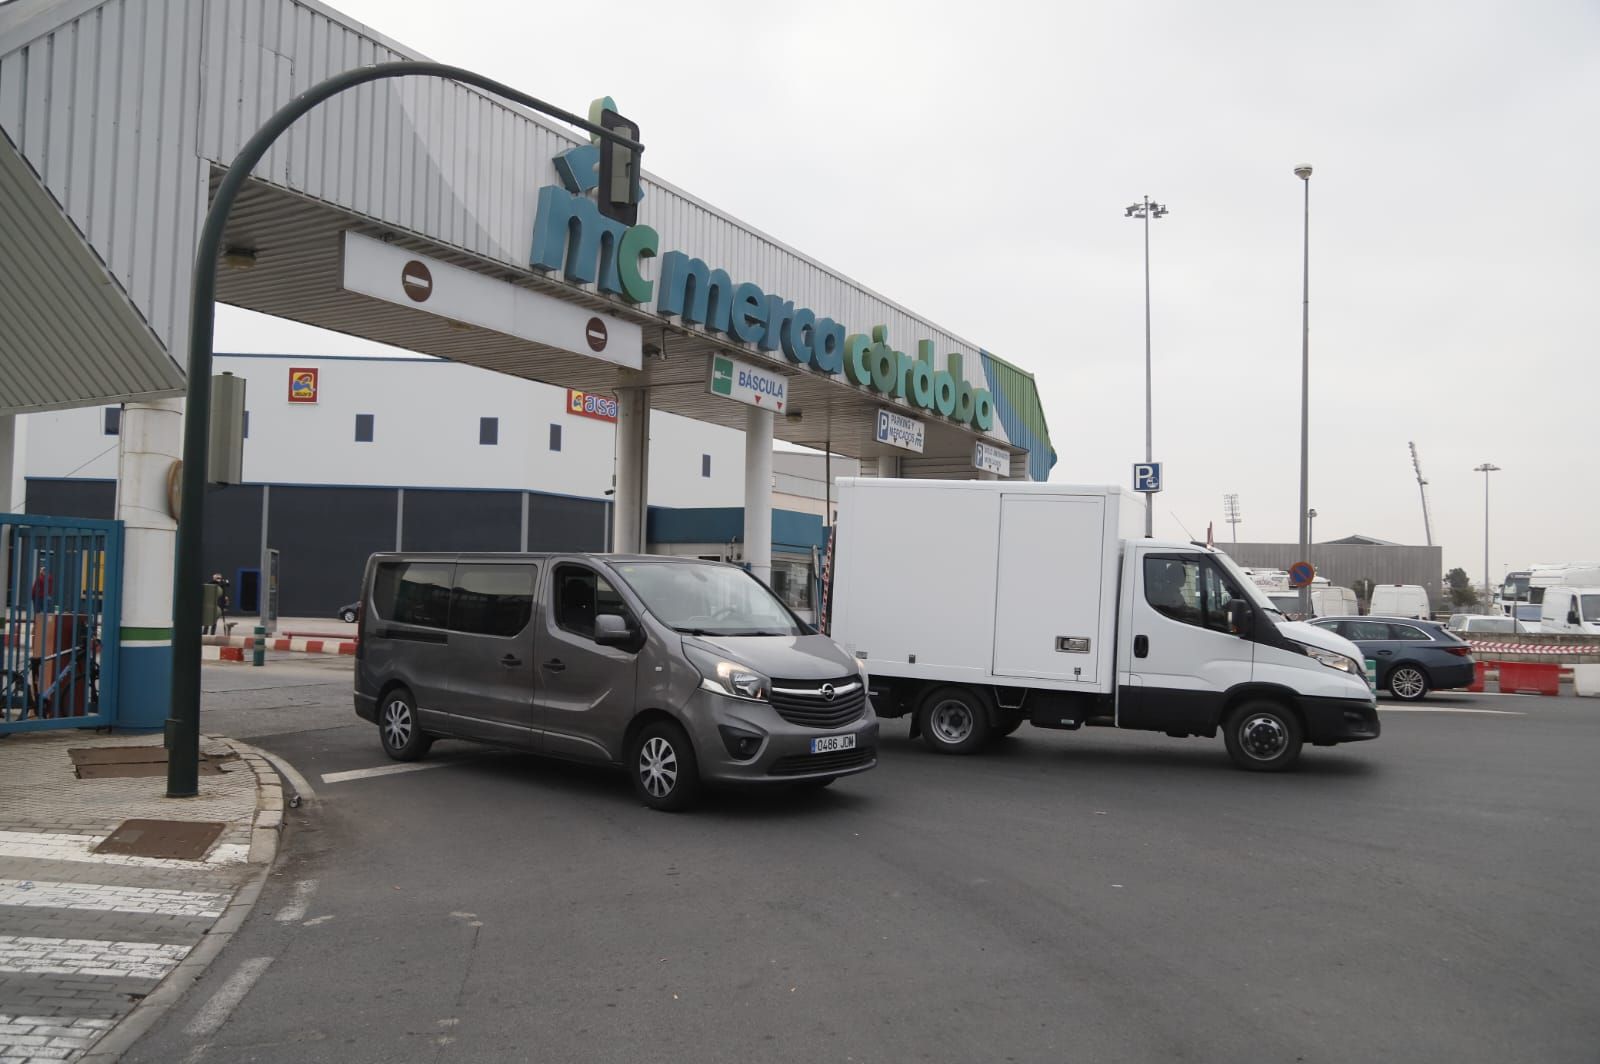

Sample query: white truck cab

[829,480,1379,772]
[1539,587,1600,635]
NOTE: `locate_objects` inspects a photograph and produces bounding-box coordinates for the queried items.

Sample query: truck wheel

[1386,665,1429,702]
[919,687,990,755]
[990,713,1024,739]
[1222,701,1303,772]
[630,719,702,812]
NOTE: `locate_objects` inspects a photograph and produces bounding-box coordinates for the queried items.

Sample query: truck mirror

[1227,599,1254,638]
[594,613,634,648]
[1569,608,1581,626]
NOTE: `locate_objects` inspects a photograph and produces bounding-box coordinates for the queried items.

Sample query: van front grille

[768,678,866,729]
[769,746,876,777]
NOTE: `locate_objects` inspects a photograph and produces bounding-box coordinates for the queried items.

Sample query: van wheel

[379,688,432,762]
[1387,665,1429,701]
[1223,701,1303,772]
[919,687,990,755]
[630,720,702,812]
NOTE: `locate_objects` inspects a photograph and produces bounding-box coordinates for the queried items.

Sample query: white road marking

[274,879,318,923]
[0,934,190,980]
[1380,707,1526,716]
[184,956,274,1039]
[320,761,449,784]
[0,878,228,919]
[0,831,249,868]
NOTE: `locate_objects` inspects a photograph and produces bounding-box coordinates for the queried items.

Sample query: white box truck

[829,479,1379,771]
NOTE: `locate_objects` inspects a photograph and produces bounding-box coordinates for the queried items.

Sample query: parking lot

[115,658,1600,1064]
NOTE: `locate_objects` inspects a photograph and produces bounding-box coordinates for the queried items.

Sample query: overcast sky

[215,0,1600,584]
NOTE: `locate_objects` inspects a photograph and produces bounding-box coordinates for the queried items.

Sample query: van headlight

[686,647,769,702]
[1296,643,1361,676]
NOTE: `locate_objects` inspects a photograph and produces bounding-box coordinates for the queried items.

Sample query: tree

[1445,567,1480,609]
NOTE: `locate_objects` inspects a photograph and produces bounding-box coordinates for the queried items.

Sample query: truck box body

[831,480,1143,696]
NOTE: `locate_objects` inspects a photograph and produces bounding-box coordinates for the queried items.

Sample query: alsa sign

[529,118,994,432]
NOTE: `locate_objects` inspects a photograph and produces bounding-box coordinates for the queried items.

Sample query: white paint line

[257,749,318,804]
[184,956,274,1039]
[302,914,335,927]
[1380,707,1526,716]
[0,878,228,919]
[0,935,190,980]
[0,831,250,869]
[274,879,318,924]
[320,761,450,784]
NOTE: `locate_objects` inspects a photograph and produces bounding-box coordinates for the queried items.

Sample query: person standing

[29,564,51,614]
[211,573,231,635]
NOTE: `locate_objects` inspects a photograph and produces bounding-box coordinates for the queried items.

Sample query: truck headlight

[686,648,769,702]
[1297,643,1360,676]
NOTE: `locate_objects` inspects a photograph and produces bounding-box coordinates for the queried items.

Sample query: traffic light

[596,107,640,227]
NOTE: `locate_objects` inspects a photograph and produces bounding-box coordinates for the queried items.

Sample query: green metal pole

[166,62,644,797]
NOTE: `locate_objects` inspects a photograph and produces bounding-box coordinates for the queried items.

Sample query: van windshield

[611,561,804,637]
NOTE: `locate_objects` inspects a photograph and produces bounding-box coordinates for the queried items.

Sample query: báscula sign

[529,114,994,432]
[709,354,787,412]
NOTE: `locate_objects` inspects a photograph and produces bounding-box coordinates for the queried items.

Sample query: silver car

[353,553,877,810]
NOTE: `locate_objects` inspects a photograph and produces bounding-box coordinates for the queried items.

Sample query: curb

[76,737,287,1063]
[202,635,355,656]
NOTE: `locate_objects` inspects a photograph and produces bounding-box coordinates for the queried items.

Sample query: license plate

[810,734,856,754]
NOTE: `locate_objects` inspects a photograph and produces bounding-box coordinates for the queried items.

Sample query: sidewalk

[0,731,282,1062]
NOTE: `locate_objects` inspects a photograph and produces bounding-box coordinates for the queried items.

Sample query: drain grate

[69,746,236,779]
[93,819,227,860]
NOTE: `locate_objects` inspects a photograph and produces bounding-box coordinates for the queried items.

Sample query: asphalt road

[127,657,1600,1063]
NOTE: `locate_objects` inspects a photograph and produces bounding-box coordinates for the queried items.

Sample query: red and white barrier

[1495,661,1562,696]
[202,634,355,656]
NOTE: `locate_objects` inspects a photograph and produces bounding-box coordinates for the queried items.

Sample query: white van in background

[1539,587,1600,635]
[1370,584,1430,620]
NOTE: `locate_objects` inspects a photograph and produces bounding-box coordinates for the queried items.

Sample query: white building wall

[21,354,747,507]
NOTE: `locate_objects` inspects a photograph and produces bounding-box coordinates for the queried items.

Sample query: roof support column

[875,456,900,478]
[612,371,651,554]
[744,407,773,585]
[114,398,183,731]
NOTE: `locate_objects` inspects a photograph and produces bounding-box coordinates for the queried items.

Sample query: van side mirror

[1569,608,1581,626]
[594,613,635,648]
[1227,599,1254,638]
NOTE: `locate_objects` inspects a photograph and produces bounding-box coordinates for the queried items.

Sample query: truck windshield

[611,561,803,637]
[1213,553,1282,615]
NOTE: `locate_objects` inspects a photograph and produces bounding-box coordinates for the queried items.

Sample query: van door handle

[1133,635,1149,659]
[542,659,566,673]
[501,654,523,668]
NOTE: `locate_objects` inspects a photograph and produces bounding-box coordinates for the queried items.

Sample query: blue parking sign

[1133,462,1162,494]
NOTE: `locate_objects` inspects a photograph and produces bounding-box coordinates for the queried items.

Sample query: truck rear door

[1118,549,1254,734]
[992,493,1106,685]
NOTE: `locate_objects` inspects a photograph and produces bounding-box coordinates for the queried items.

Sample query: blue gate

[1,515,123,733]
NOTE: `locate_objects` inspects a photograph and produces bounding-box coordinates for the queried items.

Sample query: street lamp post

[1474,463,1501,605]
[163,62,643,797]
[1125,196,1168,538]
[1294,165,1313,617]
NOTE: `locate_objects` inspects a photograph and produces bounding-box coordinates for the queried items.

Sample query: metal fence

[1,514,123,733]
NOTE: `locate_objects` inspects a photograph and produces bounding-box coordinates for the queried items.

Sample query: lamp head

[1293,165,1313,180]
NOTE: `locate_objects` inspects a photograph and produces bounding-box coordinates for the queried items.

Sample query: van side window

[451,564,535,637]
[372,562,453,629]
[553,565,630,640]
[1144,557,1238,634]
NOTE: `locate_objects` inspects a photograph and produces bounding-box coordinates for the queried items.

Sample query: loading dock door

[992,495,1105,684]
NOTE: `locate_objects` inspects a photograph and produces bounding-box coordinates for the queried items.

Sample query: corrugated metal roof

[0,132,182,414]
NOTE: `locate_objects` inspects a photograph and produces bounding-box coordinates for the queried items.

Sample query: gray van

[353,553,877,810]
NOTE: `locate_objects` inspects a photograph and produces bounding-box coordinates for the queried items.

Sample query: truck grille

[769,746,876,777]
[768,678,866,729]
